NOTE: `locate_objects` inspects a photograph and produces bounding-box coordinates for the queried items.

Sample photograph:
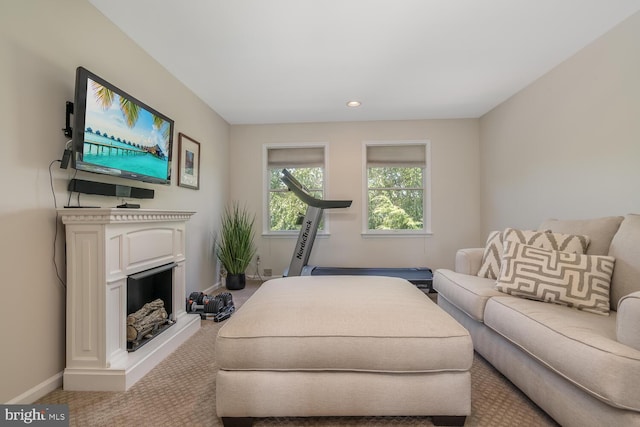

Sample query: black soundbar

[68,179,154,199]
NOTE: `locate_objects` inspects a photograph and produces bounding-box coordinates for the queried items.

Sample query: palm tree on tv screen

[153,115,171,141]
[91,81,170,141]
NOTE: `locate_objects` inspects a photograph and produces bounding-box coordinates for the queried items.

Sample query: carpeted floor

[37,281,559,426]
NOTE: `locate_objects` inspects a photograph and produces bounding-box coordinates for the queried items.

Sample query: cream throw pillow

[503,228,589,254]
[496,241,614,315]
[477,231,503,279]
[477,228,590,280]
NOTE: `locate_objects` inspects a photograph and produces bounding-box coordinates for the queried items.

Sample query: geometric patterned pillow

[496,241,615,315]
[477,228,590,280]
[477,231,503,279]
[503,228,590,254]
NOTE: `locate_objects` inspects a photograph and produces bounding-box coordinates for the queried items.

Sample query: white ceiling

[88,0,640,125]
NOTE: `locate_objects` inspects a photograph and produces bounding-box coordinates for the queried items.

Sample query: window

[264,145,325,233]
[364,141,431,234]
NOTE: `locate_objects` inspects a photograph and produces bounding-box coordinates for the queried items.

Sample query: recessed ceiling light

[346,100,361,108]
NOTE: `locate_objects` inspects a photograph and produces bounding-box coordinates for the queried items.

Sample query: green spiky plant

[216,202,257,276]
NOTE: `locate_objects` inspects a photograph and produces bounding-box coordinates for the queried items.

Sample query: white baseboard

[6,372,63,404]
[246,274,281,281]
[203,281,223,295]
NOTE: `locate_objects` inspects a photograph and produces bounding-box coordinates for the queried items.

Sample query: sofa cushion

[434,269,503,322]
[496,241,614,315]
[539,216,624,256]
[608,214,640,310]
[477,228,589,280]
[484,296,640,411]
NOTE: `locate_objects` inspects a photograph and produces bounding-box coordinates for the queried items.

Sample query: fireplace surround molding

[59,208,199,391]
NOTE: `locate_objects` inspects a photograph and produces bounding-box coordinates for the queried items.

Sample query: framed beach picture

[178,133,201,189]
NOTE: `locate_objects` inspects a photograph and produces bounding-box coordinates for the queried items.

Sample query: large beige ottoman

[216,276,473,426]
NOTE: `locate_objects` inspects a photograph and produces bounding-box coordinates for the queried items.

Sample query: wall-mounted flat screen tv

[72,67,174,184]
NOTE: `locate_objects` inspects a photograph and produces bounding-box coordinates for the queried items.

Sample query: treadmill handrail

[281,169,352,209]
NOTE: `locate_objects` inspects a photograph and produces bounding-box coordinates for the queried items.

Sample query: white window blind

[366,144,426,167]
[267,147,324,168]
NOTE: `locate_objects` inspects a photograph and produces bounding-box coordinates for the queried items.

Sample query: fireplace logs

[127,298,171,348]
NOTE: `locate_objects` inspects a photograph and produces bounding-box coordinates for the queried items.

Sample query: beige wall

[0,0,229,403]
[479,11,640,232]
[230,120,481,276]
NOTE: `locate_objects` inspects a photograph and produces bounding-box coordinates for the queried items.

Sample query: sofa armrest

[617,291,640,351]
[455,248,484,276]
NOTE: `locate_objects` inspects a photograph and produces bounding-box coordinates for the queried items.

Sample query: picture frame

[177,133,201,190]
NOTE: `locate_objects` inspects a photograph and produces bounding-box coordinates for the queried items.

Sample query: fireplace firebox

[127,262,176,351]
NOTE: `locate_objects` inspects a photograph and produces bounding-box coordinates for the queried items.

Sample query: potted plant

[216,202,257,290]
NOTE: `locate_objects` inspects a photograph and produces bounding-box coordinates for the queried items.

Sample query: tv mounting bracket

[62,101,73,138]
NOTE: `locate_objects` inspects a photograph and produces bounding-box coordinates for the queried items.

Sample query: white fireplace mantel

[59,208,200,391]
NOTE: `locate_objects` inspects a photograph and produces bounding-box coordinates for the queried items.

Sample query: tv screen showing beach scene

[74,68,173,184]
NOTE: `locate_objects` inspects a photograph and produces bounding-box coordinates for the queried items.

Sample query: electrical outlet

[263,268,272,277]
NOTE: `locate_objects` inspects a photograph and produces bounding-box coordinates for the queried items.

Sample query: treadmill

[281,169,433,291]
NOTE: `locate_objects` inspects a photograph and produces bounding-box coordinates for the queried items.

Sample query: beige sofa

[434,214,640,427]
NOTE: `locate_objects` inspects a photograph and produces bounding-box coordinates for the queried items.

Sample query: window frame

[262,143,328,237]
[361,140,432,236]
